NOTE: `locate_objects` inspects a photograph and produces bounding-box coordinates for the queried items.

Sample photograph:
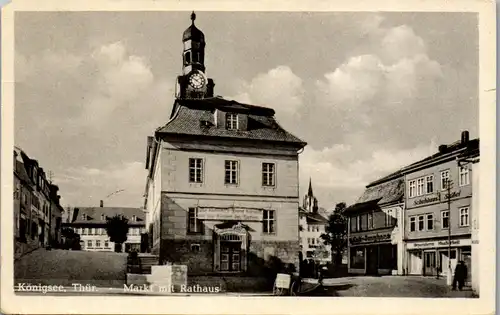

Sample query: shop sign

[407,238,471,249]
[349,233,391,245]
[414,195,440,206]
[411,190,463,207]
[197,207,262,221]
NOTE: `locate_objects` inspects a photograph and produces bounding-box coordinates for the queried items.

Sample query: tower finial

[191,11,196,24]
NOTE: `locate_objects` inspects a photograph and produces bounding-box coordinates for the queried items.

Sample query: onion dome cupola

[182,11,206,74]
[176,11,215,100]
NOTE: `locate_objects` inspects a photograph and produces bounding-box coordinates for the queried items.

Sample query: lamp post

[445,179,454,286]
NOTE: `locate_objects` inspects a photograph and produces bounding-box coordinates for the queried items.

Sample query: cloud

[299,139,438,205]
[316,24,443,112]
[56,161,146,207]
[230,65,304,116]
[16,41,173,208]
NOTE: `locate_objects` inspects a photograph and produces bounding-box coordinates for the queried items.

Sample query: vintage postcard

[1,0,496,314]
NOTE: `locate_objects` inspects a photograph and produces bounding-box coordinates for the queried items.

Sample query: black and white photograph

[1,0,496,314]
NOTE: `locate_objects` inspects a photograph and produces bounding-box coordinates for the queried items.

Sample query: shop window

[378,244,397,270]
[263,210,276,234]
[459,207,470,227]
[350,248,365,269]
[189,158,203,183]
[426,214,434,230]
[441,211,449,229]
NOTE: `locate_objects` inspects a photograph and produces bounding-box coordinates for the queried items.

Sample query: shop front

[406,237,471,279]
[348,230,397,275]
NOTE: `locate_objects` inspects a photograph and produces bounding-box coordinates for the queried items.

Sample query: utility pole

[446,179,454,286]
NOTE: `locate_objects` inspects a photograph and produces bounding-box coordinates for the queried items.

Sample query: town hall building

[143,13,307,276]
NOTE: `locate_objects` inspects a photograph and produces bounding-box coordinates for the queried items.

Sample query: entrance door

[366,246,379,275]
[461,250,472,283]
[424,251,436,276]
[220,242,241,272]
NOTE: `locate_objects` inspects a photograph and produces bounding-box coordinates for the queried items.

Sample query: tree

[61,227,81,250]
[105,215,129,252]
[320,202,348,267]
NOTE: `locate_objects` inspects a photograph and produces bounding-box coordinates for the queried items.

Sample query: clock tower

[176,12,215,99]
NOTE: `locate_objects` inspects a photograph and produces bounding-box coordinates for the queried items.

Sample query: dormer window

[81,214,86,220]
[132,215,137,222]
[101,214,105,221]
[226,113,238,130]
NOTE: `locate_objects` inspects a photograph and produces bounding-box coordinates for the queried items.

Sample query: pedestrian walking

[452,261,468,291]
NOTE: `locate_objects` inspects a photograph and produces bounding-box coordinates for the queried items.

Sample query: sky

[14,11,479,212]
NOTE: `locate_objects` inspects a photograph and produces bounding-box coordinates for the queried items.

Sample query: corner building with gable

[143,13,306,275]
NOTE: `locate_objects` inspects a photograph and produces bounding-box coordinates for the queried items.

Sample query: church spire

[307,178,314,197]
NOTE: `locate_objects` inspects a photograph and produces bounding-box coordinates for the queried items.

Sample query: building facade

[404,132,478,279]
[144,13,306,275]
[345,177,404,275]
[299,180,331,263]
[65,202,145,252]
[14,147,64,258]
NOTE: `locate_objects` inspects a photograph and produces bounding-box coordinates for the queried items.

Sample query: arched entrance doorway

[213,222,249,273]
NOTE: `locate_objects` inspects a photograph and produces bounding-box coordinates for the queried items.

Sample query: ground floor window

[350,247,365,269]
[379,244,397,270]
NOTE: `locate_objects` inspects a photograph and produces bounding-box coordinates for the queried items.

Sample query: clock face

[189,72,206,89]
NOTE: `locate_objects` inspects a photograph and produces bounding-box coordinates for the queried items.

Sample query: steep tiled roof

[71,207,145,226]
[367,138,479,187]
[299,207,328,223]
[357,177,404,205]
[156,97,306,146]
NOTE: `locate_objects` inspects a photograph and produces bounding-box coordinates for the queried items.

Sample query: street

[14,249,476,298]
[304,276,476,298]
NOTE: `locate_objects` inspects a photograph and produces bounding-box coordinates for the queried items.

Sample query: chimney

[461,130,470,145]
[438,145,447,153]
[100,200,104,207]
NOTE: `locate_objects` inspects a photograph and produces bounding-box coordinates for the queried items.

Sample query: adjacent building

[13,146,64,258]
[299,179,331,263]
[345,176,404,275]
[64,202,145,252]
[143,13,307,275]
[404,132,478,279]
[344,131,479,278]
